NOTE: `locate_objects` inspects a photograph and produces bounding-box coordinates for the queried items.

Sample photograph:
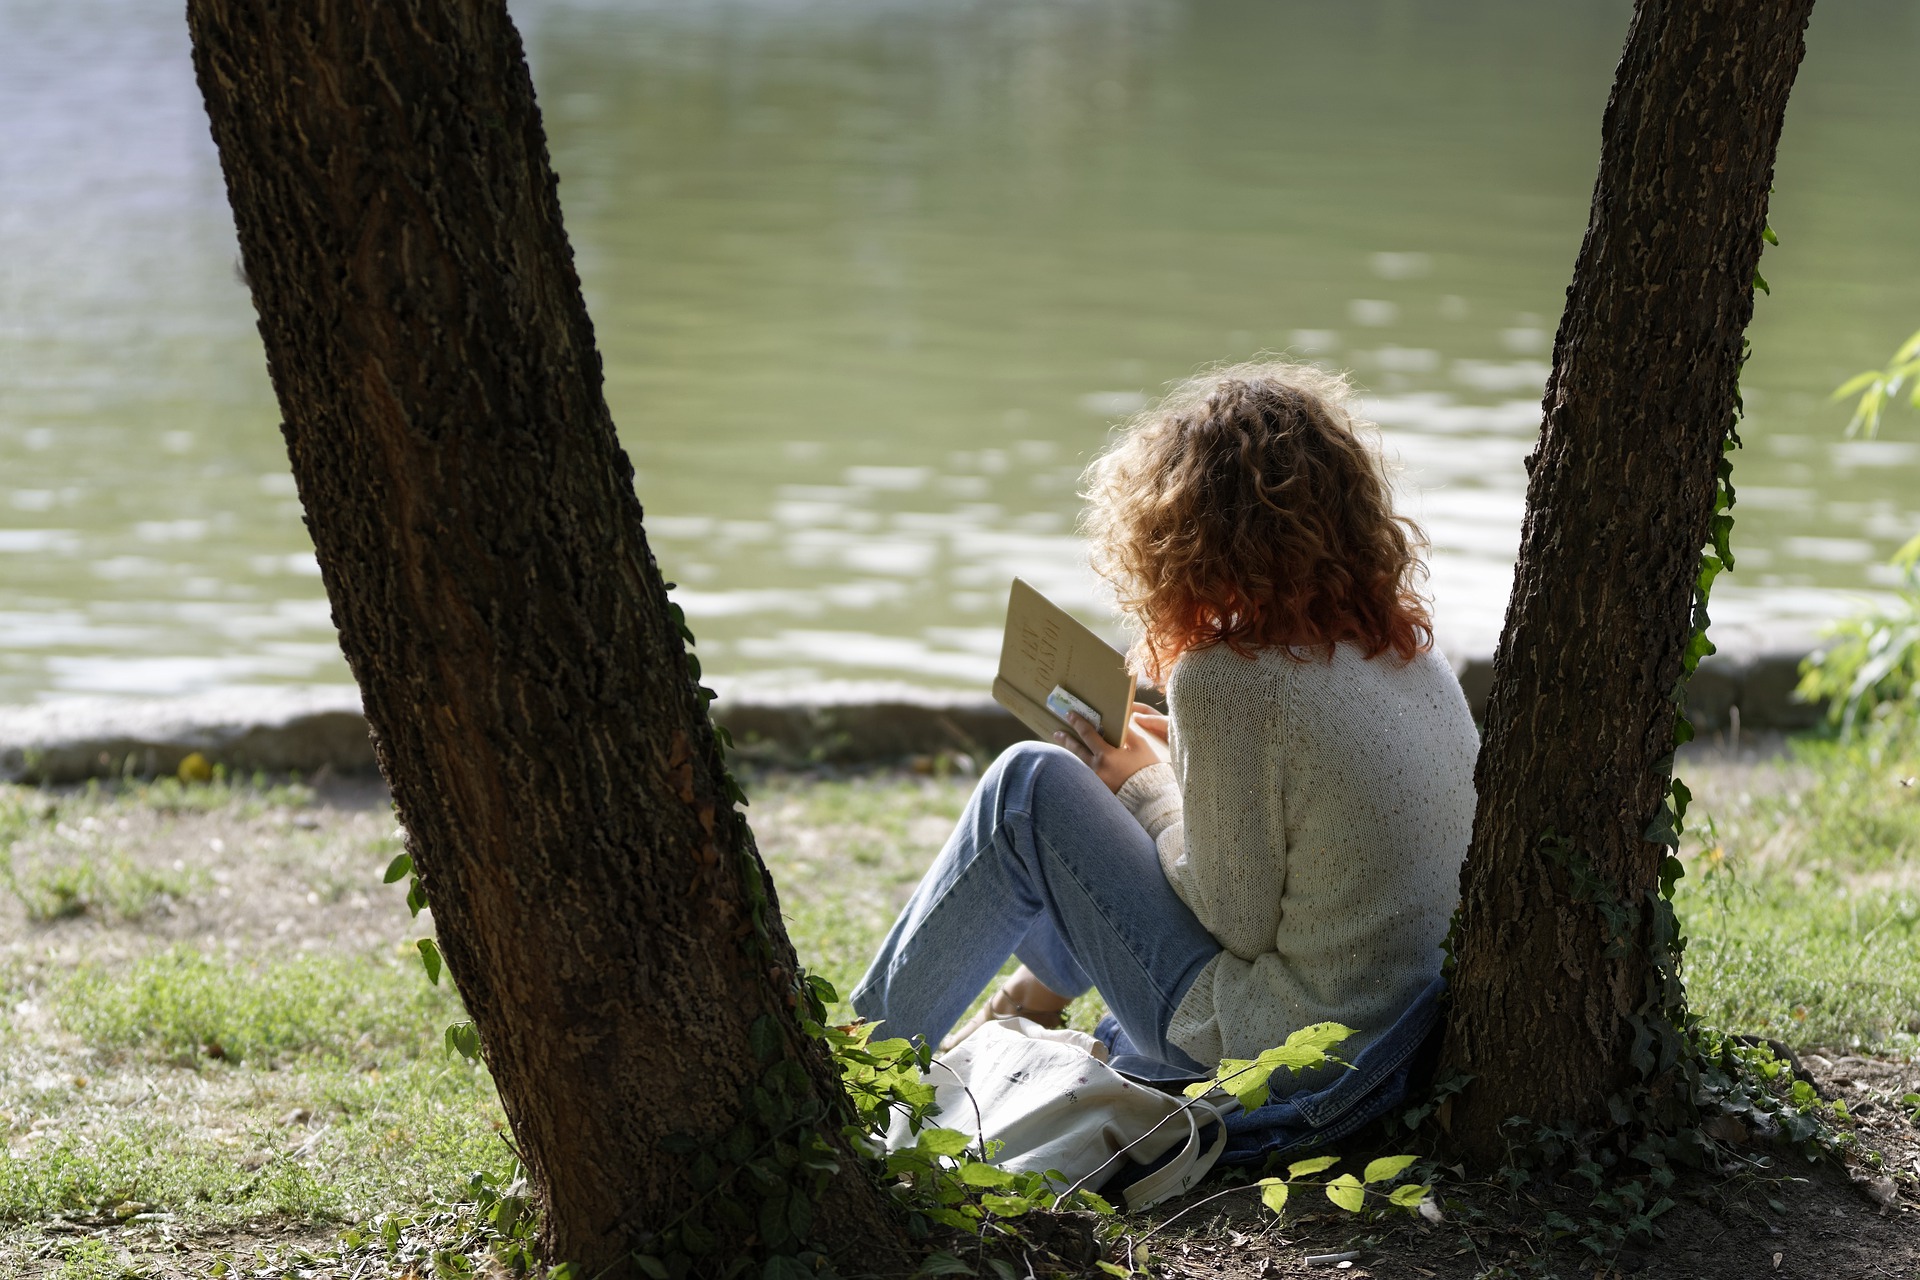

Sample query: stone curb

[0,650,1823,784]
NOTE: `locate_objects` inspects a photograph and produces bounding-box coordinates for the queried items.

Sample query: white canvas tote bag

[885,1017,1228,1212]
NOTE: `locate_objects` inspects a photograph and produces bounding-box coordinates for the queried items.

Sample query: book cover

[992,578,1135,748]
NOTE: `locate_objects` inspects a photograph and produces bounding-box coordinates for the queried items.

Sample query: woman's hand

[1054,702,1170,793]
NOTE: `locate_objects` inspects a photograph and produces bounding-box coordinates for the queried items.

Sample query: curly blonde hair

[1081,360,1432,684]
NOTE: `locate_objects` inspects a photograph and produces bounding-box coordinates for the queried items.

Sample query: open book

[992,578,1135,749]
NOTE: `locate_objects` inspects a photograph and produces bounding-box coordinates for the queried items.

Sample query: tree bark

[186,3,904,1273]
[1439,0,1814,1161]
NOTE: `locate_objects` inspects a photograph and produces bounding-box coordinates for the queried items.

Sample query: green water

[1,0,1916,703]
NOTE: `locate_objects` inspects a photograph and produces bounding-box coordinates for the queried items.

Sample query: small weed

[53,1237,138,1280]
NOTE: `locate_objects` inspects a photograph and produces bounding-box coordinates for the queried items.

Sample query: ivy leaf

[407,877,429,917]
[679,1220,717,1256]
[749,1013,783,1064]
[1362,1155,1418,1184]
[1096,1264,1132,1279]
[1072,1189,1116,1215]
[917,1254,977,1277]
[957,1162,1016,1189]
[758,1191,792,1251]
[762,1256,812,1280]
[916,1128,974,1158]
[1389,1183,1431,1208]
[929,1205,983,1235]
[1287,1155,1339,1178]
[980,1193,1033,1218]
[417,938,443,985]
[633,1258,668,1280]
[1643,807,1678,849]
[1187,1023,1355,1109]
[444,1020,481,1061]
[382,853,413,883]
[786,1189,813,1243]
[1659,854,1686,899]
[1258,1179,1289,1214]
[1324,1174,1365,1212]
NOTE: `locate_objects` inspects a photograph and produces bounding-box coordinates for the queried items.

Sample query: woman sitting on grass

[851,361,1478,1083]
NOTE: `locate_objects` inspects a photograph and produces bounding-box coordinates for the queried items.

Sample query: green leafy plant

[1181,1024,1430,1215]
[1797,325,1920,735]
[1693,1031,1858,1158]
[1832,326,1920,438]
[811,982,1120,1242]
[1797,537,1920,736]
[1255,1153,1428,1215]
[1180,1022,1355,1110]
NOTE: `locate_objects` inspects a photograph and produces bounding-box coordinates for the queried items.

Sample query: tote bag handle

[1116,1097,1229,1212]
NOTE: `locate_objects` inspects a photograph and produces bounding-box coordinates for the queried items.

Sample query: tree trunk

[185,3,905,1273]
[1439,0,1814,1161]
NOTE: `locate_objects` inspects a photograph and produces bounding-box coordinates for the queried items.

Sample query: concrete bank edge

[0,650,1824,784]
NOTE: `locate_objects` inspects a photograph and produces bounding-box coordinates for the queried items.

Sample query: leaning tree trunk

[186,3,904,1273]
[1439,0,1814,1161]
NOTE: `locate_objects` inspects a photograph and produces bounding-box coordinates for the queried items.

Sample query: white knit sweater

[1116,641,1478,1078]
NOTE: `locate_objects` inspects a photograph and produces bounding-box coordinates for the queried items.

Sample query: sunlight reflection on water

[0,0,1916,702]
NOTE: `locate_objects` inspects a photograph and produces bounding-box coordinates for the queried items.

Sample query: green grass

[56,946,463,1065]
[4,947,502,1233]
[49,1237,134,1280]
[2,851,202,924]
[0,1056,504,1228]
[1,730,1916,1268]
[1677,713,1920,1054]
[747,771,971,1010]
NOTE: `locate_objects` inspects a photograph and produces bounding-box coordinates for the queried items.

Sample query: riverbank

[0,641,1828,784]
[0,733,1916,1277]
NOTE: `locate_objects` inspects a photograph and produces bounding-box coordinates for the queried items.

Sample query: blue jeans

[851,741,1221,1073]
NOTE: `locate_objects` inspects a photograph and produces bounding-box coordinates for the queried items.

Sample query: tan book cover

[992,578,1135,748]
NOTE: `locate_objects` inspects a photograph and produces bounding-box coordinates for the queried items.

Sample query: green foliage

[1832,325,1920,438]
[340,1165,541,1278]
[417,938,444,986]
[1180,1022,1355,1110]
[1797,537,1920,736]
[1693,1031,1859,1159]
[1798,324,1920,734]
[818,1012,936,1136]
[1154,1148,1431,1240]
[444,1020,483,1062]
